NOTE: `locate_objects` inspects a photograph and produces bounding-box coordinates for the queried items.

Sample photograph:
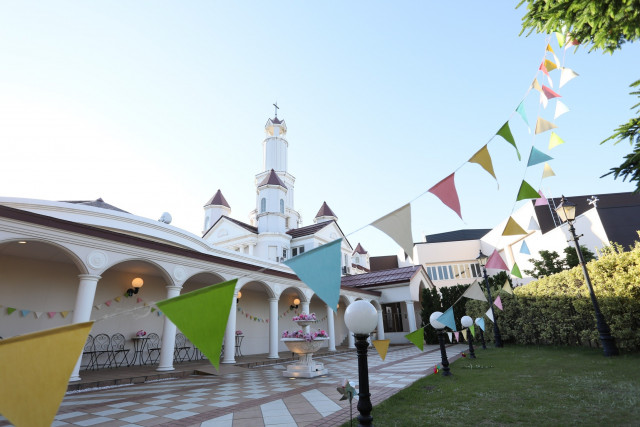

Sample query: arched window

[280,199,284,213]
[260,198,266,213]
[355,256,360,264]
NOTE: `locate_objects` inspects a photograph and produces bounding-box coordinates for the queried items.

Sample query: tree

[524,249,565,279]
[564,245,596,268]
[518,0,640,192]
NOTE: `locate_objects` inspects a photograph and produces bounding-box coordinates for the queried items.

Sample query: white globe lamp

[344,300,378,335]
[461,315,476,358]
[429,311,445,330]
[461,315,473,328]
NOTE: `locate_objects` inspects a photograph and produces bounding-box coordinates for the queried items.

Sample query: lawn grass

[342,346,640,426]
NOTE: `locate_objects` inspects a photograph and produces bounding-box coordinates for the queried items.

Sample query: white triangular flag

[461,280,488,302]
[560,67,579,88]
[485,308,494,322]
[447,332,452,343]
[554,100,570,119]
[539,91,548,109]
[371,204,414,259]
[34,311,43,319]
[528,216,541,231]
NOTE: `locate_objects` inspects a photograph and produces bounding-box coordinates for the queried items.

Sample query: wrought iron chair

[81,334,96,370]
[146,333,161,364]
[109,333,130,367]
[92,333,111,369]
[174,333,191,362]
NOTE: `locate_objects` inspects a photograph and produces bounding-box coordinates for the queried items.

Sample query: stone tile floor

[0,344,466,426]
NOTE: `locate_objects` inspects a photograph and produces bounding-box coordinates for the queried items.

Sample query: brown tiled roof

[341,265,421,288]
[315,201,336,219]
[287,221,332,238]
[62,198,129,214]
[258,169,287,189]
[351,263,370,273]
[353,243,367,255]
[204,190,230,208]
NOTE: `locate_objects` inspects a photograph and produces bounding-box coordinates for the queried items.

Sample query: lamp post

[429,311,452,376]
[555,196,619,356]
[476,250,503,347]
[475,317,487,349]
[461,316,476,358]
[344,300,379,426]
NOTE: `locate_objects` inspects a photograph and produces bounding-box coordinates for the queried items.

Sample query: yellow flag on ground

[468,145,498,184]
[502,217,527,236]
[0,322,94,427]
[372,339,391,361]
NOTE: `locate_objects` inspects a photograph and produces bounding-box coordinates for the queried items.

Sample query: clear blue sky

[1,2,638,256]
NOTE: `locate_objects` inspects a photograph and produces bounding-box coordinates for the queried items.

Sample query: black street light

[429,311,452,376]
[461,316,476,358]
[555,196,619,357]
[476,250,503,347]
[475,317,487,349]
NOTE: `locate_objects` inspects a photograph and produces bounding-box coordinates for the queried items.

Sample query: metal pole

[354,333,373,426]
[437,330,452,376]
[468,331,476,359]
[482,267,503,347]
[478,329,487,349]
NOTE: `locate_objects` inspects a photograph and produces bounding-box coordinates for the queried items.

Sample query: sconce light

[237,291,242,304]
[290,297,300,310]
[337,303,340,309]
[126,278,143,297]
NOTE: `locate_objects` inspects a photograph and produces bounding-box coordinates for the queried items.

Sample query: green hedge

[465,239,640,352]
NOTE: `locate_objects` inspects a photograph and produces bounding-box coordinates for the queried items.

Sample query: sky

[1,2,639,256]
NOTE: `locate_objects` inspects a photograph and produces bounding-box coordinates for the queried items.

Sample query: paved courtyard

[0,344,465,427]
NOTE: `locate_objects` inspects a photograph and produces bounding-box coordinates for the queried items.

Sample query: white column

[405,300,417,332]
[327,304,336,351]
[347,330,355,349]
[222,290,239,364]
[301,301,310,334]
[157,285,181,371]
[69,274,101,382]
[377,309,386,340]
[249,244,254,256]
[268,298,279,359]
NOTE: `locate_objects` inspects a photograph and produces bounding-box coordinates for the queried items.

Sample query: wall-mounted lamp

[237,291,242,304]
[126,278,143,297]
[290,298,300,310]
[337,303,340,309]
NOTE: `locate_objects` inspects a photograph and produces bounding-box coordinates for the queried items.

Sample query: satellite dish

[158,212,172,224]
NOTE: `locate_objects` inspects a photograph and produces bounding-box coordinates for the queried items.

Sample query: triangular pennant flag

[7,307,16,315]
[447,332,452,343]
[502,216,527,236]
[560,67,579,88]
[468,145,498,183]
[548,132,565,150]
[0,322,94,427]
[461,280,488,302]
[105,300,112,307]
[544,59,557,72]
[47,312,56,318]
[554,100,570,119]
[540,91,549,109]
[527,216,540,231]
[547,44,561,65]
[34,311,43,319]
[461,329,468,341]
[531,78,542,92]
[476,317,485,331]
[496,122,521,160]
[93,304,101,310]
[511,262,523,279]
[470,324,476,337]
[150,307,156,312]
[535,117,557,134]
[454,331,460,342]
[486,250,508,271]
[137,297,143,303]
[542,163,556,179]
[494,296,503,311]
[370,204,416,257]
[436,307,456,331]
[60,311,69,318]
[20,310,30,317]
[114,296,122,303]
[285,239,342,311]
[372,340,391,361]
[404,328,424,351]
[542,85,561,99]
[155,279,237,370]
[546,43,554,54]
[566,39,580,48]
[528,147,554,167]
[520,240,531,254]
[428,174,463,219]
[516,101,530,128]
[555,32,565,48]
[535,190,549,206]
[486,308,494,322]
[502,279,514,295]
[539,61,549,77]
[516,180,542,201]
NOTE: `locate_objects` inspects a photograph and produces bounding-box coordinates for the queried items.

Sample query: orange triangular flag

[502,217,527,236]
[372,339,391,361]
[468,145,497,184]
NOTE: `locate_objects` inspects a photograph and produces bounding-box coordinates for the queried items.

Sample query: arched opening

[181,271,225,293]
[278,286,307,352]
[334,295,352,348]
[235,280,274,356]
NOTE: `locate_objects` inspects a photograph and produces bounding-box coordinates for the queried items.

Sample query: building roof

[271,117,283,125]
[62,198,129,214]
[353,243,367,255]
[258,169,287,189]
[204,190,230,208]
[315,201,337,219]
[341,265,422,289]
[369,255,398,271]
[216,216,258,234]
[286,221,332,238]
[422,228,491,243]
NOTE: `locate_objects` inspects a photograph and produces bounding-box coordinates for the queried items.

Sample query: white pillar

[69,274,101,382]
[327,304,336,351]
[301,301,310,334]
[405,300,417,332]
[249,244,254,256]
[157,285,181,371]
[222,290,239,364]
[377,309,386,340]
[347,330,355,349]
[268,298,279,359]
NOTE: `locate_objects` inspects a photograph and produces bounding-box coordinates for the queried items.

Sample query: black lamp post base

[437,331,452,376]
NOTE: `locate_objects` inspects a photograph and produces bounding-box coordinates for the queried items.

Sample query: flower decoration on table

[292,312,316,321]
[136,330,147,337]
[236,330,243,335]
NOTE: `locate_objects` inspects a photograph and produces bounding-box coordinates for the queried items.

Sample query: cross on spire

[273,102,279,118]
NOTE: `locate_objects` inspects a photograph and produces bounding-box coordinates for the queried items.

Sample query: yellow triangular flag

[542,163,556,179]
[544,59,557,72]
[502,216,527,236]
[461,329,468,341]
[531,78,542,92]
[114,296,122,303]
[60,311,69,318]
[535,117,557,134]
[502,279,513,295]
[372,339,390,361]
[468,145,497,183]
[548,132,565,149]
[0,322,94,427]
[546,43,554,54]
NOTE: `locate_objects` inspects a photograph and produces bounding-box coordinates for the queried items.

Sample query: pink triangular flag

[485,250,508,271]
[137,297,143,303]
[454,331,460,342]
[47,312,57,319]
[494,296,503,311]
[428,173,462,219]
[539,61,549,77]
[542,85,561,99]
[105,300,112,307]
[535,190,549,206]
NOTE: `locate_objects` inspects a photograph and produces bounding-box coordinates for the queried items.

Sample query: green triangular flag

[7,307,16,315]
[156,279,237,370]
[511,263,522,278]
[516,180,541,201]
[496,121,521,160]
[405,328,424,351]
[470,324,476,337]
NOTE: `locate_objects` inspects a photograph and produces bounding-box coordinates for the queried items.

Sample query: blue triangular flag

[520,240,531,255]
[436,307,456,331]
[516,101,529,127]
[527,147,554,167]
[20,309,31,317]
[475,317,485,332]
[284,238,342,312]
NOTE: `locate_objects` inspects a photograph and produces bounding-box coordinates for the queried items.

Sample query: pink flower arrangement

[292,312,316,321]
[136,330,147,337]
[236,330,243,335]
[282,329,328,341]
